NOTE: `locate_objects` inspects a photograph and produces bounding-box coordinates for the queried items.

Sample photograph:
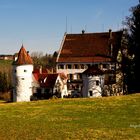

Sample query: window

[24,70,27,72]
[73,74,77,80]
[77,73,82,80]
[108,74,116,83]
[58,64,64,69]
[68,74,73,80]
[87,64,91,68]
[103,64,107,68]
[94,64,98,68]
[81,64,85,69]
[89,91,93,96]
[67,64,72,69]
[103,64,109,69]
[74,64,79,69]
[96,80,99,86]
[69,74,73,80]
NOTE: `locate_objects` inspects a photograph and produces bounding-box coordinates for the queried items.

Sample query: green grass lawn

[0,94,140,140]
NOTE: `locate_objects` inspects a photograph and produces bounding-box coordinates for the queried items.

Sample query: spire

[13,45,33,65]
[21,43,24,48]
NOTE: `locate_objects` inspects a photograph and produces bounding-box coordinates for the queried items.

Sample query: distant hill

[0,55,13,61]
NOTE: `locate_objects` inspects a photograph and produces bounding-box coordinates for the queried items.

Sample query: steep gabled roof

[42,74,58,88]
[13,45,33,65]
[33,69,67,89]
[57,30,123,63]
[32,68,48,82]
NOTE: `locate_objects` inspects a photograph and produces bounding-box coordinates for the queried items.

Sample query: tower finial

[21,43,23,47]
[66,16,68,33]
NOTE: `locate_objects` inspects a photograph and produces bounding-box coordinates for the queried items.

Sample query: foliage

[118,30,133,93]
[0,72,8,92]
[0,94,140,140]
[31,51,57,69]
[124,1,140,92]
[0,60,12,72]
[0,60,12,94]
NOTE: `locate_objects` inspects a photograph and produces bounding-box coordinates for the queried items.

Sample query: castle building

[12,45,33,102]
[56,30,124,97]
[12,29,125,101]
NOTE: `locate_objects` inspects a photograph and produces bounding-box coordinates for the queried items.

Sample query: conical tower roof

[82,65,103,75]
[13,45,33,65]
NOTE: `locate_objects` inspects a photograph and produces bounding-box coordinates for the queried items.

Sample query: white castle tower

[12,45,33,102]
[82,66,104,98]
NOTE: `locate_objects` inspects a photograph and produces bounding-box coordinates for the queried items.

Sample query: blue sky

[0,0,138,55]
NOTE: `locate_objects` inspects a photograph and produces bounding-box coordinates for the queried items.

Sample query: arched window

[96,80,99,86]
[89,91,93,96]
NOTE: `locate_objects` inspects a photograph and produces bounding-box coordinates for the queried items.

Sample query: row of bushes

[0,60,13,101]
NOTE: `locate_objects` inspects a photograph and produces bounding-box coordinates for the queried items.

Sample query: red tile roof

[33,68,48,82]
[41,74,58,88]
[57,31,123,63]
[33,68,49,75]
[33,73,47,82]
[13,46,33,65]
[83,66,104,75]
[33,69,67,88]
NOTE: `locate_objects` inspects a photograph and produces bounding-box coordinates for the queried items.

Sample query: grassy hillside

[0,60,12,72]
[0,94,140,140]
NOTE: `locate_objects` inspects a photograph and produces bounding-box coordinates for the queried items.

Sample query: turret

[12,45,33,102]
[82,66,104,97]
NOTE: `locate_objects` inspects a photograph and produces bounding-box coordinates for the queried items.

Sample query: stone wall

[102,71,124,96]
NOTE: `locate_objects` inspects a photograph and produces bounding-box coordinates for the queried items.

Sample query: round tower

[82,66,104,98]
[12,45,33,102]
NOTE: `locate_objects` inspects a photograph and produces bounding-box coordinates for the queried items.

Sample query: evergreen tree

[0,71,12,93]
[125,1,140,92]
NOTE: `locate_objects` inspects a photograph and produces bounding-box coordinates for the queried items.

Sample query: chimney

[39,66,42,74]
[82,30,85,34]
[109,29,112,39]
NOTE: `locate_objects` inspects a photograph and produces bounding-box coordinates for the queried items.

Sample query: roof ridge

[66,30,122,35]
